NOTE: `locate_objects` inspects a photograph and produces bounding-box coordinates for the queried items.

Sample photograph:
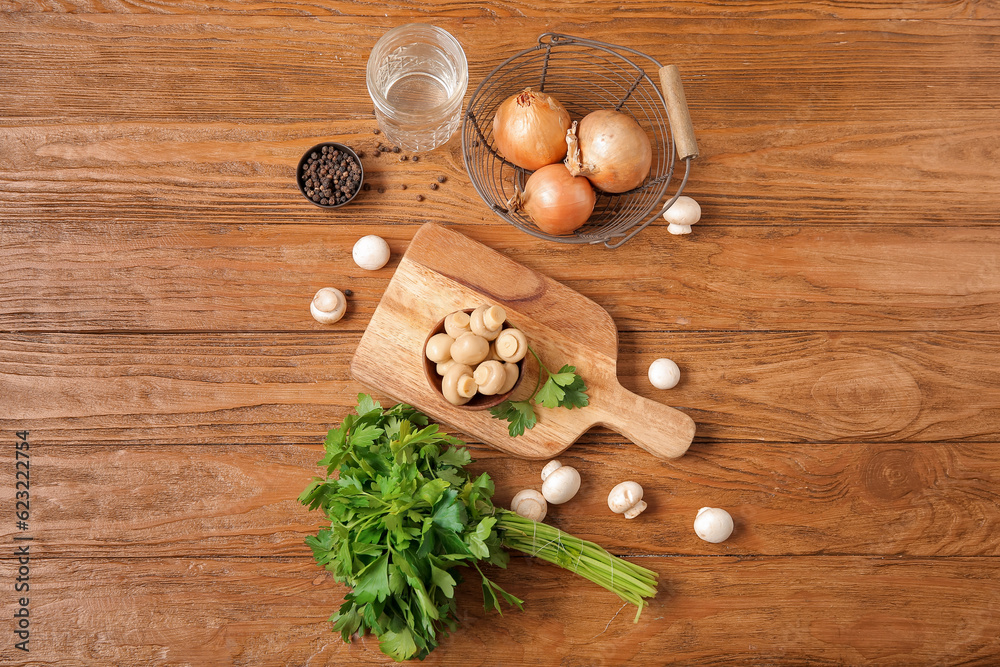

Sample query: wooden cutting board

[350,223,695,460]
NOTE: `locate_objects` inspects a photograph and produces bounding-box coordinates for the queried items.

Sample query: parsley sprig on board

[490,346,589,437]
[300,395,657,662]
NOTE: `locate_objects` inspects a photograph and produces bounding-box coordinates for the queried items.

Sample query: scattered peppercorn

[436,175,446,183]
[344,289,353,297]
[356,150,365,159]
[429,183,439,190]
[373,128,381,135]
[411,156,420,162]
[378,186,385,194]
[300,146,362,206]
[416,194,424,201]
[400,184,407,190]
[363,183,371,191]
[392,146,400,154]
[400,155,408,161]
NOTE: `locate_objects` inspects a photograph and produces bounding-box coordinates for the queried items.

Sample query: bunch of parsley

[490,346,589,437]
[300,395,658,662]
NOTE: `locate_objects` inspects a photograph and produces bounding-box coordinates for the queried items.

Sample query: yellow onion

[565,110,652,193]
[492,89,572,171]
[510,163,596,235]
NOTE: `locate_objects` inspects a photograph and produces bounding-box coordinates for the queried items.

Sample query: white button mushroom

[663,196,701,235]
[450,332,490,366]
[494,328,528,363]
[693,507,734,543]
[470,304,506,341]
[310,288,347,324]
[510,489,547,522]
[441,364,477,406]
[444,310,472,339]
[425,333,455,364]
[540,460,581,504]
[498,362,520,394]
[648,358,681,390]
[352,235,391,270]
[473,360,507,395]
[607,481,647,519]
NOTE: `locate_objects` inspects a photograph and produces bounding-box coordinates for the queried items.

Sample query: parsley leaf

[490,400,537,437]
[489,353,588,435]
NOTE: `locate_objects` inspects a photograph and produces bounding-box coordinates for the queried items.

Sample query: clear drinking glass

[366,24,469,152]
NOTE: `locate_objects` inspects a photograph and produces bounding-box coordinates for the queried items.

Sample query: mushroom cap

[473,360,506,395]
[510,489,547,522]
[663,196,701,226]
[436,359,457,376]
[694,507,734,543]
[494,329,528,363]
[425,333,455,364]
[541,465,581,504]
[648,358,681,390]
[444,310,472,339]
[608,481,644,514]
[450,332,490,365]
[498,362,520,394]
[540,460,562,482]
[310,288,347,324]
[352,235,391,270]
[441,363,476,406]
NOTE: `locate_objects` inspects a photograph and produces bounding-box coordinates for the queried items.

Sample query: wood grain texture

[0,17,998,227]
[3,330,999,445]
[0,556,997,666]
[3,0,999,19]
[352,223,695,459]
[3,4,998,664]
[4,441,1000,558]
[3,223,999,333]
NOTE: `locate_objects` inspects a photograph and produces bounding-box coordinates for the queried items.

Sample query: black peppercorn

[344,289,353,297]
[392,146,400,154]
[429,183,438,190]
[416,194,424,201]
[411,155,419,162]
[436,175,446,183]
[299,145,363,206]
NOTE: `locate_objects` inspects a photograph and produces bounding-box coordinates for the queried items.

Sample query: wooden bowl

[422,309,525,411]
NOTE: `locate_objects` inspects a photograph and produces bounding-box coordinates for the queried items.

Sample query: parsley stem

[495,511,657,621]
[525,344,546,399]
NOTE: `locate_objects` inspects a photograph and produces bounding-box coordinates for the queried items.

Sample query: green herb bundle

[299,395,658,662]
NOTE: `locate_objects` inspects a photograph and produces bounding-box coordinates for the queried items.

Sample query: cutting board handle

[590,380,696,459]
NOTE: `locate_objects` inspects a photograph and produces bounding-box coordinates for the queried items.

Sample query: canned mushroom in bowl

[422,305,527,410]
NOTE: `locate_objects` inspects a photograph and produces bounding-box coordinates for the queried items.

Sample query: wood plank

[2,17,995,123]
[3,331,998,445]
[2,0,997,19]
[3,440,1000,558]
[0,556,997,665]
[1,18,997,226]
[3,224,1000,332]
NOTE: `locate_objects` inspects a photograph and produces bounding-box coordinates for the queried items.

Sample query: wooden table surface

[2,2,999,665]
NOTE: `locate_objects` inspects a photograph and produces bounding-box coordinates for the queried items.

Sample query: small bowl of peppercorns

[296,142,364,208]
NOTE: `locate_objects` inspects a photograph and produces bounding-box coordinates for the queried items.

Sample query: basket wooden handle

[658,65,699,160]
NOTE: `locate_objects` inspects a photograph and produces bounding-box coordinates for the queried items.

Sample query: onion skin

[565,110,652,193]
[514,163,596,236]
[493,89,571,171]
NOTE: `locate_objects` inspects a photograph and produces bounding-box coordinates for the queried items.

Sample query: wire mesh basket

[462,33,699,248]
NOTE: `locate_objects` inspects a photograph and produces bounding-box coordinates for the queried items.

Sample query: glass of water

[366,24,469,152]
